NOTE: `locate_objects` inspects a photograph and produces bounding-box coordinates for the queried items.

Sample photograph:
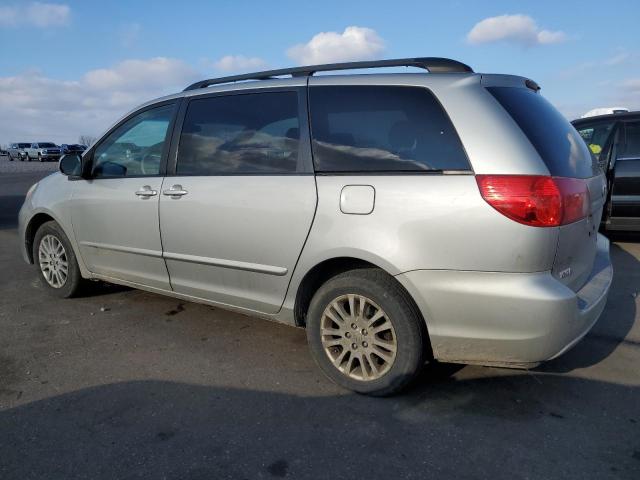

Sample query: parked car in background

[61,144,88,155]
[8,143,31,161]
[581,107,629,119]
[573,111,640,231]
[19,57,612,395]
[25,143,62,162]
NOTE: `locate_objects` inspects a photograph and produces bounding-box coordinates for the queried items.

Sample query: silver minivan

[18,58,613,395]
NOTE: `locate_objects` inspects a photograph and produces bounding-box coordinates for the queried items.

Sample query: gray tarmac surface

[1,157,638,479]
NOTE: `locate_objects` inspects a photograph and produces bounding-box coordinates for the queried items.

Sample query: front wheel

[306,268,427,396]
[38,153,43,162]
[33,221,84,298]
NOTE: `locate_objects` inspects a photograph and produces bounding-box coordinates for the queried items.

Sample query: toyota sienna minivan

[18,57,612,395]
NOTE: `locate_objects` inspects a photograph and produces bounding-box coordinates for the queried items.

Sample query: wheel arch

[292,256,431,355]
[24,212,57,263]
[24,208,92,280]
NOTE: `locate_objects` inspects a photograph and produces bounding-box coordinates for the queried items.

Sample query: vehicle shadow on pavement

[0,196,26,230]
[0,376,637,479]
[537,243,638,373]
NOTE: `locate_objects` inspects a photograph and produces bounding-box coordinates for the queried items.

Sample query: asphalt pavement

[0,156,638,479]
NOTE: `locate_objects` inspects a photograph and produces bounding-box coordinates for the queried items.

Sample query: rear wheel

[306,268,426,396]
[33,221,84,298]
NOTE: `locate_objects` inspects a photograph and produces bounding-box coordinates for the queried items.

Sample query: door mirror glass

[59,153,82,176]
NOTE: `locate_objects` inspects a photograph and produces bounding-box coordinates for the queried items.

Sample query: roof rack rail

[183,57,473,91]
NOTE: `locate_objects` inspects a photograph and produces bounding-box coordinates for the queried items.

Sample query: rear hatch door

[487,84,606,292]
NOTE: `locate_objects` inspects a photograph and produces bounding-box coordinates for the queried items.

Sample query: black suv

[573,112,640,231]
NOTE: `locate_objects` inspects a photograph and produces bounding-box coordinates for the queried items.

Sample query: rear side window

[309,86,470,172]
[176,92,301,175]
[623,121,640,158]
[488,87,599,178]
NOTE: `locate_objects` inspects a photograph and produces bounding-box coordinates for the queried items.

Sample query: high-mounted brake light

[476,175,590,227]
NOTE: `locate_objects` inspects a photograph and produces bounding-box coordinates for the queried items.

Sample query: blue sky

[1,0,639,144]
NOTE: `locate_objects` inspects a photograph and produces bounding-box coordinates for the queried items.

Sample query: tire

[306,268,426,396]
[33,221,84,298]
[38,153,43,162]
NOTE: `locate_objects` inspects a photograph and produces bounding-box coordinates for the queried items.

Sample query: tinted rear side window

[309,86,470,172]
[488,87,599,178]
[176,92,301,175]
[624,121,640,158]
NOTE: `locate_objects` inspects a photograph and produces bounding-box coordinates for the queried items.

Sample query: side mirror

[59,154,82,177]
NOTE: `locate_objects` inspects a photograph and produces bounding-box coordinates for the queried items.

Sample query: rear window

[309,86,470,173]
[488,87,599,179]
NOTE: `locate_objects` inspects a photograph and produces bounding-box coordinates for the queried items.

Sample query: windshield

[487,87,599,178]
[18,143,30,148]
[39,143,57,148]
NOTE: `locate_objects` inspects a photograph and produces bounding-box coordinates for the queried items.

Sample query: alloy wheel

[320,294,397,381]
[38,234,69,288]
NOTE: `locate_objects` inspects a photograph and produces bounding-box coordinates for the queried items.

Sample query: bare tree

[78,135,97,147]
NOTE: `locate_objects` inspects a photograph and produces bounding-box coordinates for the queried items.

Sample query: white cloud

[604,52,630,66]
[558,51,632,79]
[213,55,267,72]
[26,2,70,27]
[0,2,70,27]
[467,14,566,47]
[619,78,640,100]
[0,57,198,145]
[287,26,385,65]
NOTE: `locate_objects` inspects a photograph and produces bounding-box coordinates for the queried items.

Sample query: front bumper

[18,200,32,264]
[396,233,613,367]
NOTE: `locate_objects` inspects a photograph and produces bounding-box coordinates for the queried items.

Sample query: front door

[610,121,640,223]
[71,102,177,289]
[159,89,317,314]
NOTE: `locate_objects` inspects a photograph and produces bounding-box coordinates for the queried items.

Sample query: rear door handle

[135,185,157,197]
[163,184,188,197]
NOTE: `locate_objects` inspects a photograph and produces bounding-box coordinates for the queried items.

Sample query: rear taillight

[476,175,589,227]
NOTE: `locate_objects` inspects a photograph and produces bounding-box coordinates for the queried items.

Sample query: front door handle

[135,185,157,198]
[162,184,188,197]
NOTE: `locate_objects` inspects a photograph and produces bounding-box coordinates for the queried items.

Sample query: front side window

[176,92,301,175]
[309,86,470,172]
[576,122,614,160]
[92,104,174,178]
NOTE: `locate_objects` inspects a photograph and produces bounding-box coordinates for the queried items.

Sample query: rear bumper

[396,233,612,367]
